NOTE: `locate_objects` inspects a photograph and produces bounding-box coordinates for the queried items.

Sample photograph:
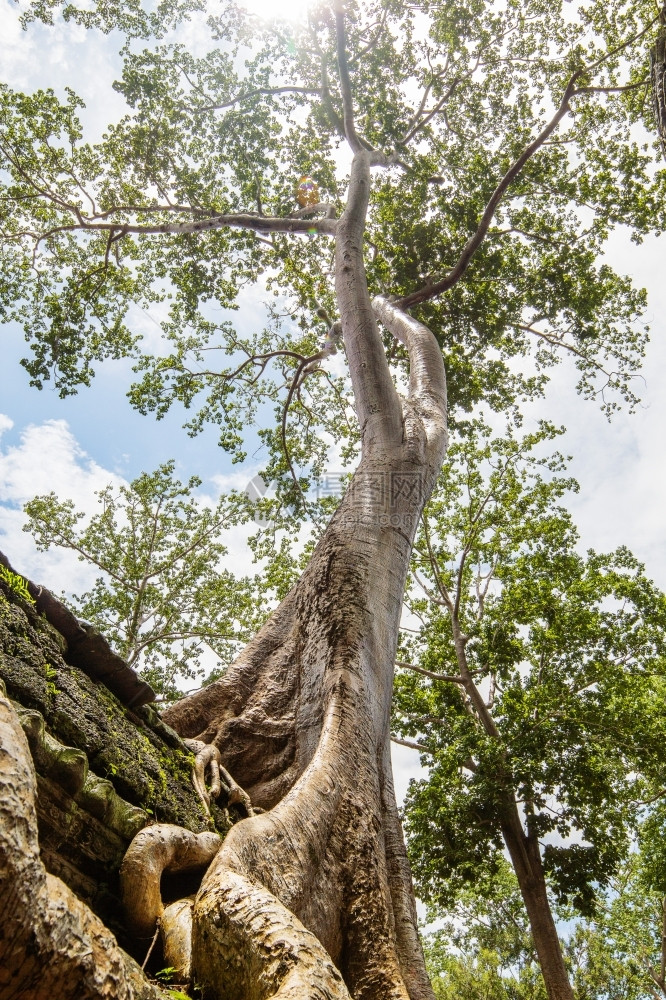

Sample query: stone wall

[0,564,231,954]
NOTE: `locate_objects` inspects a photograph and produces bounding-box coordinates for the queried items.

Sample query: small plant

[152,967,191,998]
[154,967,176,982]
[0,564,34,604]
[44,664,58,697]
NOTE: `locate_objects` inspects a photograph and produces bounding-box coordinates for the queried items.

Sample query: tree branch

[395,660,465,684]
[23,212,338,241]
[420,514,454,611]
[400,76,462,145]
[391,735,429,753]
[335,152,403,451]
[394,76,580,309]
[334,3,365,153]
[371,296,447,449]
[192,86,322,113]
[394,17,660,311]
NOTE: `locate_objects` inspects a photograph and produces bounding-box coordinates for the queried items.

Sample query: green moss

[1,596,210,832]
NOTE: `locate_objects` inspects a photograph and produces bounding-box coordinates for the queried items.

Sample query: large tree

[393,422,666,1000]
[1,0,665,998]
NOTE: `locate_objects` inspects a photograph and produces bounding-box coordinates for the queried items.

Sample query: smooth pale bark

[161,897,195,983]
[119,825,222,938]
[0,693,163,1000]
[160,153,448,1000]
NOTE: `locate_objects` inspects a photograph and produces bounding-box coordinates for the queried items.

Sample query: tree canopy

[396,422,666,910]
[23,462,265,697]
[390,420,666,999]
[2,0,665,484]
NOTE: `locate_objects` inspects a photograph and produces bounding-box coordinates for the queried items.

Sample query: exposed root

[120,825,221,939]
[161,897,195,983]
[219,762,255,815]
[185,738,255,817]
[193,867,352,1000]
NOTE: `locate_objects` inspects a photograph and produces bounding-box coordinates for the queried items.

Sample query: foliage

[1,0,665,514]
[23,462,265,698]
[396,420,666,914]
[0,563,35,604]
[2,0,666,995]
[424,850,666,1000]
[423,863,548,1000]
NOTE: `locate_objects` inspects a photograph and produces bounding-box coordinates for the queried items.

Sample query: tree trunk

[160,152,449,1000]
[165,452,441,999]
[500,810,574,1000]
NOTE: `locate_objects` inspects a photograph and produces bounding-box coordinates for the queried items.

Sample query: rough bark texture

[160,152,449,1000]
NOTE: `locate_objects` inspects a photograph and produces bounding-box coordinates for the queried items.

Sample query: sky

[1,1,666,805]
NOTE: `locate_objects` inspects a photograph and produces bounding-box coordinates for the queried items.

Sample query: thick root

[161,897,195,983]
[193,867,352,1000]
[120,824,221,939]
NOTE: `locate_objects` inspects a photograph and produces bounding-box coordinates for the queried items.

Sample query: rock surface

[0,570,231,945]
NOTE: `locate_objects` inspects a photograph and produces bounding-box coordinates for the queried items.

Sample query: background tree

[422,863,547,1000]
[394,422,666,1000]
[22,462,262,699]
[565,852,666,1000]
[1,0,666,997]
[422,850,666,1000]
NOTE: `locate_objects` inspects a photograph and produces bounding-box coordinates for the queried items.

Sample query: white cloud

[0,415,261,608]
[0,417,125,591]
[515,229,666,589]
[391,740,428,807]
[0,7,127,139]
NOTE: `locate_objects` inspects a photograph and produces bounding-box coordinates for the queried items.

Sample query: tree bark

[159,153,448,1000]
[500,808,575,1000]
[163,450,447,999]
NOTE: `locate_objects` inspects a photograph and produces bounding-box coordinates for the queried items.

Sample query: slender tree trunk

[500,809,574,1000]
[450,627,574,1000]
